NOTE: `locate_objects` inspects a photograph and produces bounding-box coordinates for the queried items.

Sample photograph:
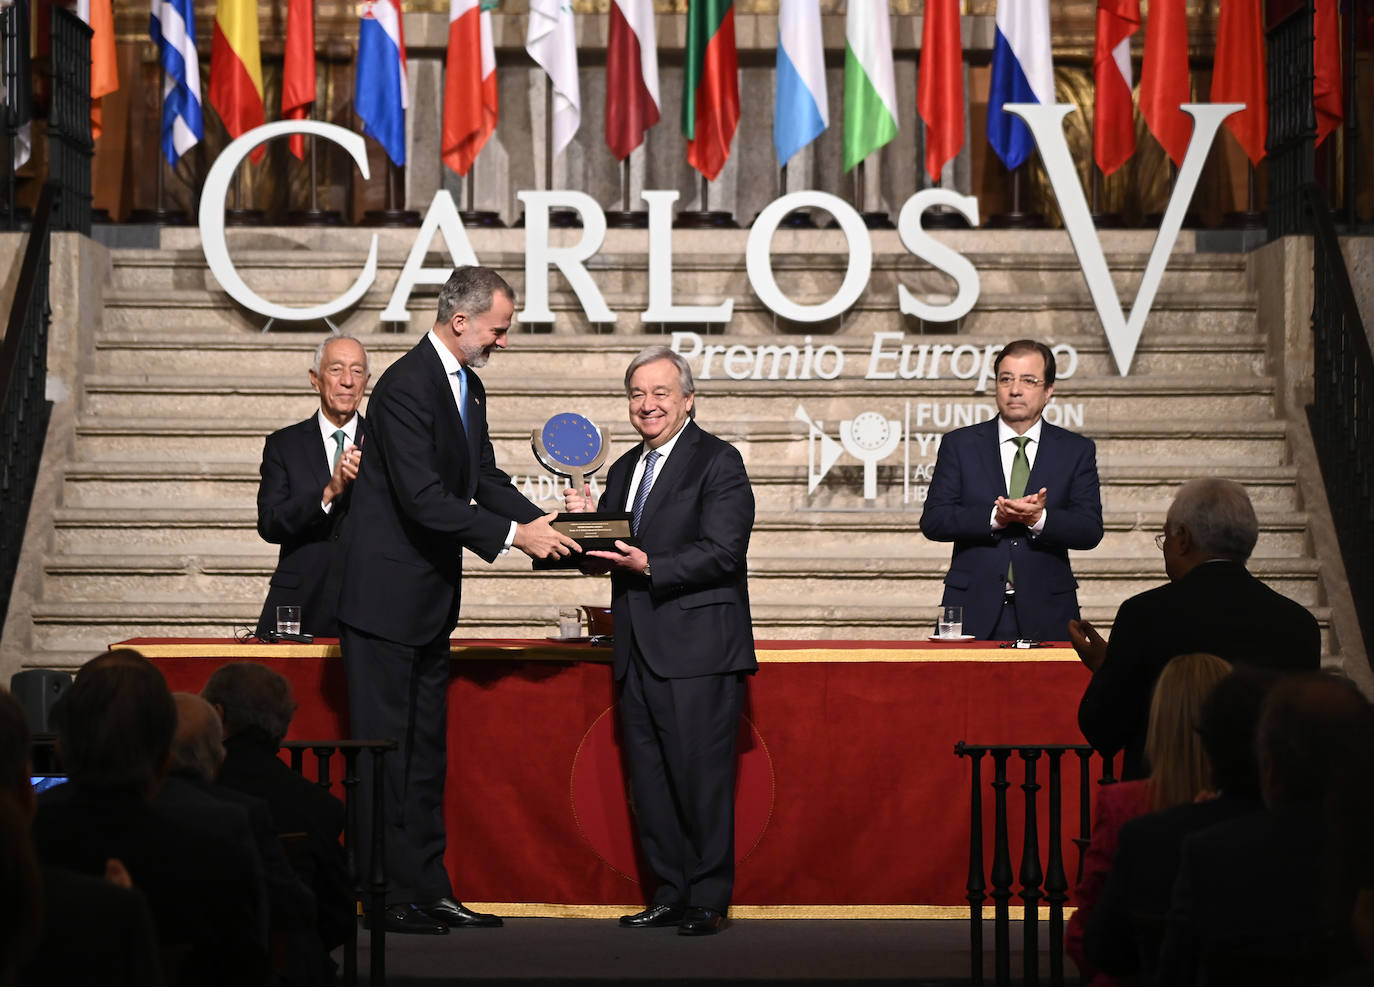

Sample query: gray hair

[312,334,369,375]
[623,346,696,400]
[1166,478,1259,561]
[202,662,297,747]
[170,693,224,781]
[436,266,516,325]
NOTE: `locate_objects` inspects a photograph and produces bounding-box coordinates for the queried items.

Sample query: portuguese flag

[682,0,739,181]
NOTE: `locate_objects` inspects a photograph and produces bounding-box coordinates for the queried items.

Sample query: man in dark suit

[920,339,1103,641]
[564,346,757,936]
[1073,478,1321,779]
[255,334,370,640]
[336,266,578,934]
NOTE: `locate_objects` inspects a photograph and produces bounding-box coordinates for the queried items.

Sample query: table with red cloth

[127,637,1091,918]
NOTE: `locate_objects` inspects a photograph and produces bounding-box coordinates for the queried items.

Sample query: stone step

[53,461,1304,513]
[71,415,1290,470]
[78,373,1278,424]
[48,506,1311,558]
[91,330,1268,381]
[24,600,1335,671]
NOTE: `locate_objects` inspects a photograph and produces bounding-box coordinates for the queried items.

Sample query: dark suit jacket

[20,865,162,987]
[1078,560,1321,778]
[919,417,1103,641]
[255,414,364,639]
[337,339,542,646]
[598,420,757,681]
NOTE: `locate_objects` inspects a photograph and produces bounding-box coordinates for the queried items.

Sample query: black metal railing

[954,742,1119,987]
[1266,5,1318,238]
[283,740,396,987]
[0,181,55,640]
[1305,184,1374,671]
[0,0,30,229]
[47,6,92,235]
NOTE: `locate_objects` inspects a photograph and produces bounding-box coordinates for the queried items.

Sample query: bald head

[170,692,225,782]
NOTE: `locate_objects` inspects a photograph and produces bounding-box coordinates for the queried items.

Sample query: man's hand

[323,444,361,505]
[1067,618,1108,672]
[563,483,593,513]
[105,858,133,889]
[995,487,1047,527]
[513,511,581,559]
[586,540,649,576]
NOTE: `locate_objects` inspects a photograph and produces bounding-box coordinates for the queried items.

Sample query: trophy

[530,413,635,570]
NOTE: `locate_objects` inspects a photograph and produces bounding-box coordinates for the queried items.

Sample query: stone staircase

[4,226,1349,670]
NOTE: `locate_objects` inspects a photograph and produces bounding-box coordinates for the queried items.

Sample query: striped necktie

[631,450,660,536]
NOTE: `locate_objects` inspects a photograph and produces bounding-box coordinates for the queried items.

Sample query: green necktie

[1007,436,1030,584]
[331,429,347,470]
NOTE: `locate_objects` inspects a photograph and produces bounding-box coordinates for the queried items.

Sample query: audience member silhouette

[31,650,268,986]
[1066,652,1232,985]
[1084,666,1276,981]
[1158,673,1374,986]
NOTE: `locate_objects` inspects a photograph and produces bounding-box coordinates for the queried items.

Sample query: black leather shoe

[678,906,725,936]
[363,904,449,935]
[422,897,503,928]
[619,904,686,928]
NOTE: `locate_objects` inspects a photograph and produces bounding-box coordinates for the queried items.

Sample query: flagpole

[776,162,814,229]
[289,0,341,227]
[458,169,504,228]
[854,160,893,230]
[129,65,187,225]
[605,155,648,229]
[542,74,579,229]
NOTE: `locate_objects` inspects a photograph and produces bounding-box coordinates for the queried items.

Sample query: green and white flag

[843,1,898,172]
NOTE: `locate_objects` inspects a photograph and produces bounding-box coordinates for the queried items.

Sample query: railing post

[1044,749,1069,987]
[956,743,987,987]
[340,746,361,987]
[1073,748,1094,885]
[367,742,390,987]
[1018,748,1044,987]
[990,748,1013,987]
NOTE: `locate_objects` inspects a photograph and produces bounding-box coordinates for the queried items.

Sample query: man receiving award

[563,346,757,936]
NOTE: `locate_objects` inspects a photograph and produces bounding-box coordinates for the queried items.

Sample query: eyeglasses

[996,374,1046,389]
[1154,532,1170,550]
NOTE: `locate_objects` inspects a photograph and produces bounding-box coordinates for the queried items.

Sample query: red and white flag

[606,0,660,160]
[1314,0,1342,146]
[1210,0,1266,165]
[443,0,498,176]
[1093,0,1139,175]
[282,0,314,158]
[1140,0,1190,166]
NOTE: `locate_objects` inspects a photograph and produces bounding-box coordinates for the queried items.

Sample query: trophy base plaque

[532,513,636,570]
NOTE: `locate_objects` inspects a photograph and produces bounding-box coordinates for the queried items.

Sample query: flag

[774,0,827,168]
[843,1,898,172]
[1093,0,1139,176]
[1314,0,1342,146]
[1140,0,1190,166]
[917,0,964,181]
[209,0,265,163]
[606,0,660,161]
[282,0,314,159]
[987,0,1054,170]
[443,0,498,175]
[526,0,580,162]
[682,0,739,181]
[77,0,118,140]
[150,0,204,166]
[1210,0,1266,164]
[356,0,408,166]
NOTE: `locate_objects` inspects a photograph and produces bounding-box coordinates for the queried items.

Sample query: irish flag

[683,0,739,181]
[77,0,118,140]
[843,1,898,173]
[209,0,265,162]
[443,0,498,175]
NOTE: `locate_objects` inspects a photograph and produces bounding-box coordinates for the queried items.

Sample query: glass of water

[937,605,963,639]
[276,605,301,636]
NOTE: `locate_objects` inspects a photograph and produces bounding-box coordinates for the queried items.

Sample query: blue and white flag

[356,0,408,166]
[774,0,828,167]
[987,0,1054,170]
[149,0,204,166]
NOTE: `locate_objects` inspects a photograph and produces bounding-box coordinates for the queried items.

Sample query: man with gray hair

[336,266,579,933]
[1073,478,1320,778]
[256,333,371,640]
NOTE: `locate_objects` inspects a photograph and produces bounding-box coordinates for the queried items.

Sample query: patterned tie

[330,429,347,470]
[1007,436,1030,585]
[631,450,660,536]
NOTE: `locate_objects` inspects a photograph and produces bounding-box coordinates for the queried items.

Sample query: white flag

[526,0,580,160]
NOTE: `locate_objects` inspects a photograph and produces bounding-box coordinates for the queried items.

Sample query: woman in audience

[1065,651,1232,986]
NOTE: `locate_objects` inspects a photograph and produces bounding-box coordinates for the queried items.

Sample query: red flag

[1314,0,1342,146]
[683,0,739,181]
[442,0,498,176]
[917,0,963,182]
[1139,0,1190,166]
[282,0,314,159]
[1211,0,1266,165]
[606,0,660,161]
[1093,0,1140,175]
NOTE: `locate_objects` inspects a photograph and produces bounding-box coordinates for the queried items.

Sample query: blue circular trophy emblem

[531,413,610,493]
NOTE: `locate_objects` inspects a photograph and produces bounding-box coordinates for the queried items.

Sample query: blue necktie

[453,368,470,439]
[631,450,660,535]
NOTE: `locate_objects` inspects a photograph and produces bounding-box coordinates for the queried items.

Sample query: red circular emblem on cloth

[570,706,774,883]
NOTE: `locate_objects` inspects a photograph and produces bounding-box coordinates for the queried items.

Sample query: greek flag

[149,0,204,166]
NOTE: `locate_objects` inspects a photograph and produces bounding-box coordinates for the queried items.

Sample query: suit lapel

[1026,422,1057,492]
[635,421,700,531]
[978,419,1007,496]
[301,416,332,491]
[418,341,467,457]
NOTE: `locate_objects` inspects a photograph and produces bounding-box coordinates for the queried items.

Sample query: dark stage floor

[350,917,1075,986]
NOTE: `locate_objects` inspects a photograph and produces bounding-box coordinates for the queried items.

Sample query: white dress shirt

[990,416,1048,535]
[317,410,360,514]
[624,419,689,511]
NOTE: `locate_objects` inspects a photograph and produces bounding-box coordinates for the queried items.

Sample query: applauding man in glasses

[920,339,1103,642]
